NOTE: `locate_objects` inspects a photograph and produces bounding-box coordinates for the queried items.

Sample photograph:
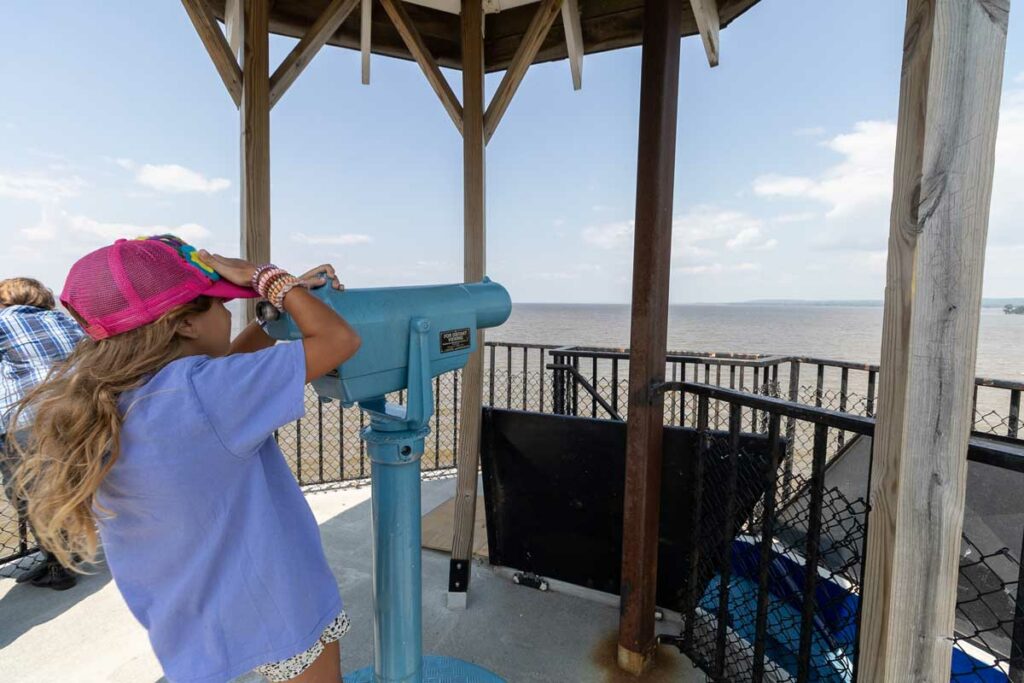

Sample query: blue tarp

[698,539,1007,682]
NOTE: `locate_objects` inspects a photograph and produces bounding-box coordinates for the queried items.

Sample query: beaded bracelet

[256,267,287,296]
[264,272,292,306]
[256,269,288,300]
[274,278,305,310]
[250,264,278,291]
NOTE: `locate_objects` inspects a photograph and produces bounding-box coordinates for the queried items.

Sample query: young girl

[13,235,361,683]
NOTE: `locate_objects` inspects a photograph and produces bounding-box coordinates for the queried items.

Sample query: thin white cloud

[530,263,604,281]
[677,263,760,276]
[135,163,231,194]
[20,208,211,244]
[673,206,763,244]
[581,221,633,250]
[725,227,777,251]
[770,212,817,225]
[291,232,372,246]
[66,214,211,242]
[0,170,86,202]
[582,207,777,265]
[753,120,897,219]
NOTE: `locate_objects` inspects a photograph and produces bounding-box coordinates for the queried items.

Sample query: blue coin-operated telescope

[263,278,511,683]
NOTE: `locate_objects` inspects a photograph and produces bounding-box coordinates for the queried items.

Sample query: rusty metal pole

[616,0,682,673]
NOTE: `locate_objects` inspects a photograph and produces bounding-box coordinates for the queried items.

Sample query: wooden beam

[379,0,464,134]
[181,0,243,107]
[448,0,486,610]
[361,0,372,85]
[859,0,1010,680]
[225,0,244,61]
[617,0,682,673]
[269,0,360,108]
[561,0,584,90]
[483,0,563,142]
[687,0,719,67]
[240,0,271,324]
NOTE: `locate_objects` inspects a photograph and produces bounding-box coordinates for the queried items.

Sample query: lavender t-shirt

[97,342,342,683]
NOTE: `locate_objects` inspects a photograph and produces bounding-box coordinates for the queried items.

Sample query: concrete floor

[0,475,705,683]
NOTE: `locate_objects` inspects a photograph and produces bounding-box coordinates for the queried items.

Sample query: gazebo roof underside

[205,0,762,73]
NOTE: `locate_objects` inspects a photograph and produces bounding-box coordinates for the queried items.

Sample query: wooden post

[240,0,271,324]
[447,0,486,609]
[860,0,1009,680]
[616,0,682,672]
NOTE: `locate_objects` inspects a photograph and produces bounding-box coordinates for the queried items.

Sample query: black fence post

[612,357,620,417]
[1010,389,1021,439]
[1009,520,1024,682]
[539,349,546,413]
[524,346,529,411]
[714,404,742,680]
[838,368,849,448]
[489,344,496,407]
[796,422,828,683]
[506,345,513,409]
[784,360,801,494]
[317,399,324,483]
[752,413,783,683]
[867,370,877,418]
[683,394,710,653]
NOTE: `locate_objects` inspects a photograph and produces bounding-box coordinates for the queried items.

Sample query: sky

[1,1,1023,304]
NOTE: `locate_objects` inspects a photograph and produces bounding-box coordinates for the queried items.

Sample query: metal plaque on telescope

[440,328,471,353]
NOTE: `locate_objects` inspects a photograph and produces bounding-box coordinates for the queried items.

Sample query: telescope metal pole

[364,420,428,683]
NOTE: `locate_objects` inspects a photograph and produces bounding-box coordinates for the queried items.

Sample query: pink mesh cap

[61,235,258,340]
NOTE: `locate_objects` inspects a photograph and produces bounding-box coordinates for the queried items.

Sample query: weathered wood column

[617,0,682,672]
[448,0,486,609]
[240,0,270,323]
[860,0,1010,680]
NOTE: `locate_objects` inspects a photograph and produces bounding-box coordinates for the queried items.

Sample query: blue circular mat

[347,655,505,682]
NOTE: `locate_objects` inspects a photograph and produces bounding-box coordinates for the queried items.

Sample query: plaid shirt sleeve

[0,306,84,433]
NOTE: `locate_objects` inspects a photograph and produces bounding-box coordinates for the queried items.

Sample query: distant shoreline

[511,299,1024,308]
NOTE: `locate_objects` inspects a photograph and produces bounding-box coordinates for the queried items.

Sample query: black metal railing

[651,381,1024,683]
[3,340,1022,601]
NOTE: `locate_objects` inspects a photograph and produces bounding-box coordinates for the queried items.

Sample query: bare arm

[200,253,361,382]
[226,320,276,356]
[281,287,360,383]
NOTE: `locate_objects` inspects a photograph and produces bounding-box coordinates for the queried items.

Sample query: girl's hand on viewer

[297,264,344,291]
[197,251,258,288]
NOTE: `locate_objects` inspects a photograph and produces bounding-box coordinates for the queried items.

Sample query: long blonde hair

[12,296,213,570]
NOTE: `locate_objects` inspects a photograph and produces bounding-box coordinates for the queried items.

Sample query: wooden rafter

[361,0,372,84]
[225,0,244,61]
[379,0,464,134]
[561,0,584,90]
[483,0,563,142]
[688,0,720,67]
[181,0,243,107]
[269,0,360,108]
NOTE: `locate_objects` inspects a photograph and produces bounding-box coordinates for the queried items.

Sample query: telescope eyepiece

[256,300,280,323]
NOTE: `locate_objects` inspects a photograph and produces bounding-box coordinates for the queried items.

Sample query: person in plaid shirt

[0,277,83,589]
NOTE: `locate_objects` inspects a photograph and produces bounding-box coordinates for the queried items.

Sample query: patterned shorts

[255,611,351,682]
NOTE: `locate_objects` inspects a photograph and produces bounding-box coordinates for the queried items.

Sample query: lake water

[489,304,1024,383]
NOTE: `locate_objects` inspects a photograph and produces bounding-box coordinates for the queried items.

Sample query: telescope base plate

[348,655,505,682]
